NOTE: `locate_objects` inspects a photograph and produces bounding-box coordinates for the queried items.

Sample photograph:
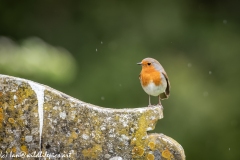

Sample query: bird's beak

[137,62,142,65]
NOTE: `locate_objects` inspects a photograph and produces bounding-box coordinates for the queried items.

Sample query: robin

[137,57,170,106]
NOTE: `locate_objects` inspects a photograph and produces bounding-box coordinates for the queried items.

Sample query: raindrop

[203,91,209,97]
[101,96,105,100]
[229,148,230,151]
[187,63,192,67]
[96,48,98,52]
[101,41,103,44]
[209,71,212,75]
[119,84,122,87]
[223,20,227,24]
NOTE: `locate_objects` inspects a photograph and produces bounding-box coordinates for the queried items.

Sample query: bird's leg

[148,95,152,107]
[158,95,162,106]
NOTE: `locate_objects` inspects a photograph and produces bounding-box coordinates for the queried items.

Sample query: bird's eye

[147,63,151,66]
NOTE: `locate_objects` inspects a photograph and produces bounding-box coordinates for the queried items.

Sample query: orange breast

[140,68,161,86]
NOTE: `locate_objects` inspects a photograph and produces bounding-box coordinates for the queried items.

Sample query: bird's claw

[158,103,164,110]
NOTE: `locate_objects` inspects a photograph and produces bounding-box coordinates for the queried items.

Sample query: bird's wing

[160,72,170,99]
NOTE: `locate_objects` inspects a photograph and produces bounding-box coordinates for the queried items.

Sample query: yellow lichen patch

[130,112,151,158]
[131,113,148,146]
[44,103,52,112]
[82,144,102,159]
[8,118,15,124]
[67,131,77,144]
[17,108,24,115]
[92,130,103,143]
[148,141,155,150]
[64,102,71,108]
[5,93,16,112]
[68,138,73,144]
[12,147,17,153]
[7,135,14,142]
[16,86,34,103]
[119,128,129,135]
[20,145,28,154]
[132,146,144,158]
[115,115,119,121]
[91,114,101,126]
[0,108,4,123]
[16,118,25,127]
[8,105,15,112]
[32,107,38,116]
[162,148,173,160]
[71,131,78,139]
[146,153,155,160]
[21,137,25,142]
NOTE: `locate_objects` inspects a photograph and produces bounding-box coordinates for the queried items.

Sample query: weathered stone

[0,74,185,160]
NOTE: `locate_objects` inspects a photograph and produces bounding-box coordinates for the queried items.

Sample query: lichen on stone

[162,148,173,160]
[132,146,145,158]
[146,153,155,160]
[148,141,155,150]
[82,144,102,159]
[0,74,185,160]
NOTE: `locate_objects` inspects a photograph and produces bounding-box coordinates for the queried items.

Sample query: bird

[137,57,170,106]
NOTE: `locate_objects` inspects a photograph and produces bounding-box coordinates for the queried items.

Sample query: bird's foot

[148,104,153,107]
[158,103,164,109]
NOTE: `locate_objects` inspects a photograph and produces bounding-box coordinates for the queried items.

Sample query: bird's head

[137,57,160,70]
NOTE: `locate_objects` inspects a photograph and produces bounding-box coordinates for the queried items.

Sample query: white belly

[142,79,167,96]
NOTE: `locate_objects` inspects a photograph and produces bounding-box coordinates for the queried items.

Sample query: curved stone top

[0,74,185,160]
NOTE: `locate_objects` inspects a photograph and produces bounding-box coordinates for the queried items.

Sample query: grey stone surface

[0,74,185,160]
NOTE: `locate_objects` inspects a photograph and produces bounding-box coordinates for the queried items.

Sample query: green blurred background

[0,0,239,159]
